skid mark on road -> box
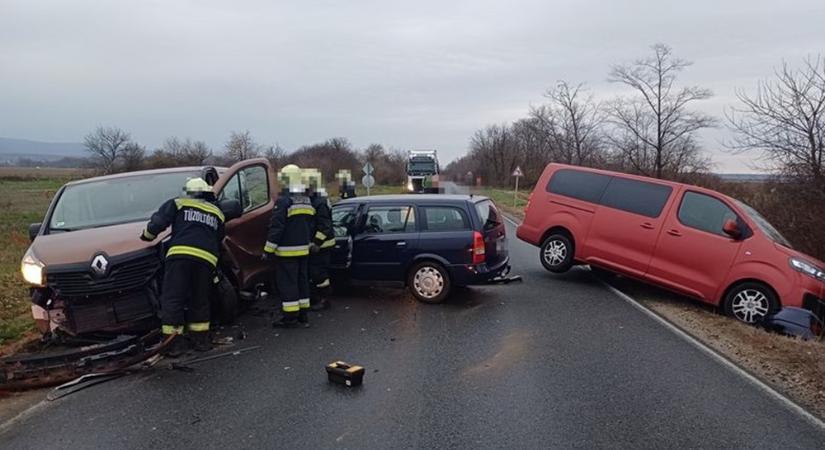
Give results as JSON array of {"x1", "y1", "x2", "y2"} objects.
[{"x1": 463, "y1": 331, "x2": 535, "y2": 376}]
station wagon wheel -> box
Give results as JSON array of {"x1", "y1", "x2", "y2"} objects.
[
  {"x1": 722, "y1": 282, "x2": 779, "y2": 324},
  {"x1": 539, "y1": 234, "x2": 574, "y2": 273},
  {"x1": 408, "y1": 261, "x2": 451, "y2": 304}
]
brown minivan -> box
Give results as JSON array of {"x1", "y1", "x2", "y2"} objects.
[{"x1": 20, "y1": 158, "x2": 276, "y2": 336}]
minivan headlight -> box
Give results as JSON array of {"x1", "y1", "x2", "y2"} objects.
[
  {"x1": 21, "y1": 249, "x2": 45, "y2": 287},
  {"x1": 789, "y1": 257, "x2": 825, "y2": 282}
]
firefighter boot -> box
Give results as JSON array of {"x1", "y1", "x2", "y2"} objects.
[
  {"x1": 162, "y1": 334, "x2": 190, "y2": 358},
  {"x1": 310, "y1": 296, "x2": 329, "y2": 311},
  {"x1": 272, "y1": 313, "x2": 301, "y2": 328},
  {"x1": 297, "y1": 309, "x2": 311, "y2": 327},
  {"x1": 310, "y1": 285, "x2": 330, "y2": 311},
  {"x1": 190, "y1": 331, "x2": 213, "y2": 352}
]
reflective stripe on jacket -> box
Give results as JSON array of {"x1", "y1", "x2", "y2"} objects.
[
  {"x1": 144, "y1": 196, "x2": 225, "y2": 267},
  {"x1": 264, "y1": 193, "x2": 314, "y2": 258}
]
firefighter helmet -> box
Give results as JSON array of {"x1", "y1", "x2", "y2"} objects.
[
  {"x1": 184, "y1": 177, "x2": 212, "y2": 195},
  {"x1": 278, "y1": 164, "x2": 305, "y2": 193}
]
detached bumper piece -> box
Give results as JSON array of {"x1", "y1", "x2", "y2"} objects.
[
  {"x1": 326, "y1": 361, "x2": 365, "y2": 387},
  {"x1": 763, "y1": 307, "x2": 824, "y2": 341},
  {"x1": 486, "y1": 265, "x2": 523, "y2": 285},
  {"x1": 0, "y1": 331, "x2": 160, "y2": 390}
]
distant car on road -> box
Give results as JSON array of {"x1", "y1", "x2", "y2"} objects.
[
  {"x1": 331, "y1": 195, "x2": 509, "y2": 303},
  {"x1": 517, "y1": 163, "x2": 825, "y2": 324}
]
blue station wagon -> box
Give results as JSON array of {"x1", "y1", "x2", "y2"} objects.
[{"x1": 330, "y1": 195, "x2": 510, "y2": 303}]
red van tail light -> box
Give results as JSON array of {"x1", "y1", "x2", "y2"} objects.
[
  {"x1": 525, "y1": 192, "x2": 534, "y2": 212},
  {"x1": 472, "y1": 231, "x2": 486, "y2": 264}
]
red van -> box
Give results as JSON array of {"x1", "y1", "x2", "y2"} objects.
[{"x1": 516, "y1": 163, "x2": 825, "y2": 324}]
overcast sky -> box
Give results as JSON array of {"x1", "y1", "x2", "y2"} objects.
[{"x1": 1, "y1": 0, "x2": 824, "y2": 172}]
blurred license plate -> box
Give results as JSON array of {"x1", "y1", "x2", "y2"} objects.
[{"x1": 496, "y1": 238, "x2": 506, "y2": 253}]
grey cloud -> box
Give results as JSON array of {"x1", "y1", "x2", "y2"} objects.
[{"x1": 1, "y1": 0, "x2": 824, "y2": 171}]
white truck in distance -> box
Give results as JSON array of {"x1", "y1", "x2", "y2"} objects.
[{"x1": 406, "y1": 149, "x2": 439, "y2": 193}]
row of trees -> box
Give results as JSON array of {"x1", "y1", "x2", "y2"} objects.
[
  {"x1": 83, "y1": 129, "x2": 409, "y2": 185},
  {"x1": 445, "y1": 45, "x2": 825, "y2": 194},
  {"x1": 446, "y1": 45, "x2": 825, "y2": 259}
]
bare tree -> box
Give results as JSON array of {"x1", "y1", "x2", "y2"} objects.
[
  {"x1": 121, "y1": 142, "x2": 146, "y2": 172},
  {"x1": 263, "y1": 144, "x2": 287, "y2": 167},
  {"x1": 727, "y1": 57, "x2": 825, "y2": 189},
  {"x1": 608, "y1": 44, "x2": 716, "y2": 178},
  {"x1": 83, "y1": 126, "x2": 131, "y2": 174},
  {"x1": 540, "y1": 81, "x2": 605, "y2": 166},
  {"x1": 224, "y1": 130, "x2": 261, "y2": 162},
  {"x1": 469, "y1": 124, "x2": 522, "y2": 186},
  {"x1": 158, "y1": 137, "x2": 212, "y2": 166}
]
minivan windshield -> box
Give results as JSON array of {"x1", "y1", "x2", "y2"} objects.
[
  {"x1": 734, "y1": 199, "x2": 793, "y2": 248},
  {"x1": 49, "y1": 171, "x2": 200, "y2": 232}
]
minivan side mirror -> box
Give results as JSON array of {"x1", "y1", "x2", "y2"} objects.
[
  {"x1": 219, "y1": 199, "x2": 243, "y2": 222},
  {"x1": 722, "y1": 218, "x2": 741, "y2": 240},
  {"x1": 28, "y1": 223, "x2": 41, "y2": 242}
]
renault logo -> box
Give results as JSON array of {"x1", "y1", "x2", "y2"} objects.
[{"x1": 91, "y1": 254, "x2": 109, "y2": 276}]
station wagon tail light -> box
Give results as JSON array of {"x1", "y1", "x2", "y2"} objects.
[
  {"x1": 525, "y1": 192, "x2": 534, "y2": 212},
  {"x1": 472, "y1": 231, "x2": 486, "y2": 265}
]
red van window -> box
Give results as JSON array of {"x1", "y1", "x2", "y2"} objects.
[
  {"x1": 600, "y1": 177, "x2": 673, "y2": 218},
  {"x1": 678, "y1": 192, "x2": 737, "y2": 236},
  {"x1": 545, "y1": 169, "x2": 611, "y2": 203}
]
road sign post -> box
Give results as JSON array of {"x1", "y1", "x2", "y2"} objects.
[
  {"x1": 362, "y1": 162, "x2": 374, "y2": 196},
  {"x1": 512, "y1": 166, "x2": 523, "y2": 208}
]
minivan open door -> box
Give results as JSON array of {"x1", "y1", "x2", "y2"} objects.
[{"x1": 212, "y1": 158, "x2": 275, "y2": 290}]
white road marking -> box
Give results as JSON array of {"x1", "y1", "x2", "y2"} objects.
[
  {"x1": 503, "y1": 212, "x2": 825, "y2": 431},
  {"x1": 603, "y1": 282, "x2": 825, "y2": 431},
  {"x1": 503, "y1": 216, "x2": 521, "y2": 227}
]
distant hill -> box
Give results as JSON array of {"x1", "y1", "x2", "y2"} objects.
[
  {"x1": 715, "y1": 173, "x2": 774, "y2": 183},
  {"x1": 0, "y1": 137, "x2": 85, "y2": 160}
]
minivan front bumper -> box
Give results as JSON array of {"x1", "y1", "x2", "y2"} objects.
[{"x1": 31, "y1": 248, "x2": 162, "y2": 336}]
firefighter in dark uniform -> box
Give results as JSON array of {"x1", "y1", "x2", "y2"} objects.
[
  {"x1": 141, "y1": 177, "x2": 224, "y2": 356},
  {"x1": 264, "y1": 164, "x2": 315, "y2": 328},
  {"x1": 336, "y1": 169, "x2": 357, "y2": 200},
  {"x1": 305, "y1": 169, "x2": 334, "y2": 310}
]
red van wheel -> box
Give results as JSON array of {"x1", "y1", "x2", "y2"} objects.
[
  {"x1": 540, "y1": 234, "x2": 574, "y2": 273},
  {"x1": 722, "y1": 282, "x2": 779, "y2": 324}
]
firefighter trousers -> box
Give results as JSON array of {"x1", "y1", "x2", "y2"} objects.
[
  {"x1": 309, "y1": 248, "x2": 331, "y2": 307},
  {"x1": 275, "y1": 256, "x2": 310, "y2": 316},
  {"x1": 160, "y1": 257, "x2": 212, "y2": 335},
  {"x1": 309, "y1": 248, "x2": 331, "y2": 289}
]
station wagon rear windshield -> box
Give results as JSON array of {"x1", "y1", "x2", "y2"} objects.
[
  {"x1": 475, "y1": 199, "x2": 501, "y2": 229},
  {"x1": 49, "y1": 171, "x2": 200, "y2": 232}
]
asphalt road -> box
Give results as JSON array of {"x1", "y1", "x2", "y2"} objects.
[{"x1": 2, "y1": 220, "x2": 825, "y2": 449}]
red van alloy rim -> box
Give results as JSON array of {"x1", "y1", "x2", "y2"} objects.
[
  {"x1": 732, "y1": 289, "x2": 770, "y2": 323},
  {"x1": 414, "y1": 266, "x2": 444, "y2": 298},
  {"x1": 543, "y1": 240, "x2": 567, "y2": 266}
]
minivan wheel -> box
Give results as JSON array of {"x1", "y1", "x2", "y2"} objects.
[
  {"x1": 722, "y1": 282, "x2": 779, "y2": 324},
  {"x1": 408, "y1": 261, "x2": 451, "y2": 304},
  {"x1": 540, "y1": 234, "x2": 574, "y2": 273}
]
